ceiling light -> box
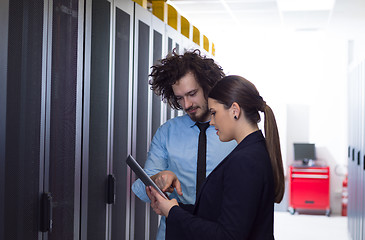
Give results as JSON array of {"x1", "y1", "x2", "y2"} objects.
[{"x1": 277, "y1": 0, "x2": 335, "y2": 11}]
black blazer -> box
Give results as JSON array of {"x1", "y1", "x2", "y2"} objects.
[{"x1": 166, "y1": 130, "x2": 275, "y2": 240}]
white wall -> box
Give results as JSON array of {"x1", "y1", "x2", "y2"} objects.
[
  {"x1": 350, "y1": 33, "x2": 365, "y2": 64},
  {"x1": 211, "y1": 29, "x2": 348, "y2": 214}
]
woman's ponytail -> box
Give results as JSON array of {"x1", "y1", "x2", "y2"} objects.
[{"x1": 262, "y1": 104, "x2": 285, "y2": 203}]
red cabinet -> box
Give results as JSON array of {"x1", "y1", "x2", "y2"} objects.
[{"x1": 288, "y1": 165, "x2": 330, "y2": 216}]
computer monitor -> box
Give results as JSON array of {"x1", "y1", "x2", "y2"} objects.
[{"x1": 294, "y1": 143, "x2": 316, "y2": 165}]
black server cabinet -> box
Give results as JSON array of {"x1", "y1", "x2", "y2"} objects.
[
  {"x1": 151, "y1": 30, "x2": 163, "y2": 136},
  {"x1": 1, "y1": 0, "x2": 84, "y2": 239},
  {"x1": 47, "y1": 0, "x2": 83, "y2": 239},
  {"x1": 131, "y1": 4, "x2": 151, "y2": 240},
  {"x1": 1, "y1": 1, "x2": 197, "y2": 240},
  {"x1": 111, "y1": 4, "x2": 133, "y2": 240},
  {"x1": 130, "y1": 3, "x2": 168, "y2": 239},
  {"x1": 166, "y1": 25, "x2": 183, "y2": 120},
  {"x1": 148, "y1": 16, "x2": 166, "y2": 240},
  {"x1": 83, "y1": 0, "x2": 111, "y2": 238},
  {"x1": 0, "y1": 0, "x2": 7, "y2": 235},
  {"x1": 166, "y1": 37, "x2": 174, "y2": 121},
  {"x1": 81, "y1": 0, "x2": 134, "y2": 240},
  {"x1": 2, "y1": 1, "x2": 44, "y2": 239}
]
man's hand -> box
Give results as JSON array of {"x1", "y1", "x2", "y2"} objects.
[
  {"x1": 150, "y1": 170, "x2": 183, "y2": 196},
  {"x1": 147, "y1": 186, "x2": 178, "y2": 217}
]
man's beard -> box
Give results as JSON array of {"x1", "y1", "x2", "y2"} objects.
[{"x1": 186, "y1": 104, "x2": 210, "y2": 122}]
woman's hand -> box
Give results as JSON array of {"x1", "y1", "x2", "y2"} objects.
[{"x1": 146, "y1": 186, "x2": 178, "y2": 217}]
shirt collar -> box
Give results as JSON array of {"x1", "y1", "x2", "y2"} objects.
[{"x1": 184, "y1": 114, "x2": 211, "y2": 128}]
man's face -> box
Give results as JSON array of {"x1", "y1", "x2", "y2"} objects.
[{"x1": 172, "y1": 72, "x2": 210, "y2": 122}]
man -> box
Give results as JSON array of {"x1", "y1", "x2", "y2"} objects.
[{"x1": 132, "y1": 49, "x2": 236, "y2": 240}]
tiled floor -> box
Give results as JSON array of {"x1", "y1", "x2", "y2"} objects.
[{"x1": 274, "y1": 211, "x2": 349, "y2": 240}]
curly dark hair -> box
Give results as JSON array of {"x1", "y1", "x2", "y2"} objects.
[{"x1": 149, "y1": 49, "x2": 225, "y2": 109}]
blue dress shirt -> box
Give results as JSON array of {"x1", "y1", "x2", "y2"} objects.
[{"x1": 132, "y1": 114, "x2": 236, "y2": 240}]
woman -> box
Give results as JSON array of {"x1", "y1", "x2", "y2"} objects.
[{"x1": 147, "y1": 75, "x2": 285, "y2": 240}]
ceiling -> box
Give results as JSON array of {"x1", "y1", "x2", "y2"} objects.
[{"x1": 168, "y1": 0, "x2": 365, "y2": 39}]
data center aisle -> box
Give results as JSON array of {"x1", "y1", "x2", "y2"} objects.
[{"x1": 274, "y1": 211, "x2": 349, "y2": 240}]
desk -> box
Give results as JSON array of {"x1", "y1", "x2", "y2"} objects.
[{"x1": 288, "y1": 165, "x2": 330, "y2": 216}]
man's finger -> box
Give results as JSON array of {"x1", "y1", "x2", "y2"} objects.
[
  {"x1": 173, "y1": 178, "x2": 183, "y2": 196},
  {"x1": 165, "y1": 186, "x2": 174, "y2": 193}
]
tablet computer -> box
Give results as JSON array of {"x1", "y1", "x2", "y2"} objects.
[{"x1": 126, "y1": 154, "x2": 168, "y2": 199}]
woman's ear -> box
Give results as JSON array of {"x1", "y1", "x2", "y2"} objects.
[{"x1": 231, "y1": 102, "x2": 241, "y2": 119}]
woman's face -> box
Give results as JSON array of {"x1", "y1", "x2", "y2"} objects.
[{"x1": 208, "y1": 98, "x2": 235, "y2": 142}]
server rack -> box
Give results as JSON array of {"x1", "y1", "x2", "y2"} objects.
[
  {"x1": 149, "y1": 12, "x2": 167, "y2": 240},
  {"x1": 1, "y1": 0, "x2": 85, "y2": 239},
  {"x1": 110, "y1": 2, "x2": 134, "y2": 240},
  {"x1": 131, "y1": 3, "x2": 153, "y2": 240},
  {"x1": 348, "y1": 59, "x2": 365, "y2": 240},
  {"x1": 81, "y1": 1, "x2": 135, "y2": 239},
  {"x1": 82, "y1": 0, "x2": 112, "y2": 239},
  {"x1": 164, "y1": 23, "x2": 180, "y2": 120},
  {"x1": 151, "y1": 15, "x2": 166, "y2": 136},
  {"x1": 0, "y1": 0, "x2": 7, "y2": 235},
  {"x1": 2, "y1": 1, "x2": 46, "y2": 238},
  {"x1": 46, "y1": 0, "x2": 85, "y2": 239},
  {"x1": 1, "y1": 1, "x2": 213, "y2": 239}
]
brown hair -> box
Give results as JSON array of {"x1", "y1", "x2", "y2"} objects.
[
  {"x1": 209, "y1": 75, "x2": 285, "y2": 203},
  {"x1": 149, "y1": 49, "x2": 224, "y2": 109}
]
